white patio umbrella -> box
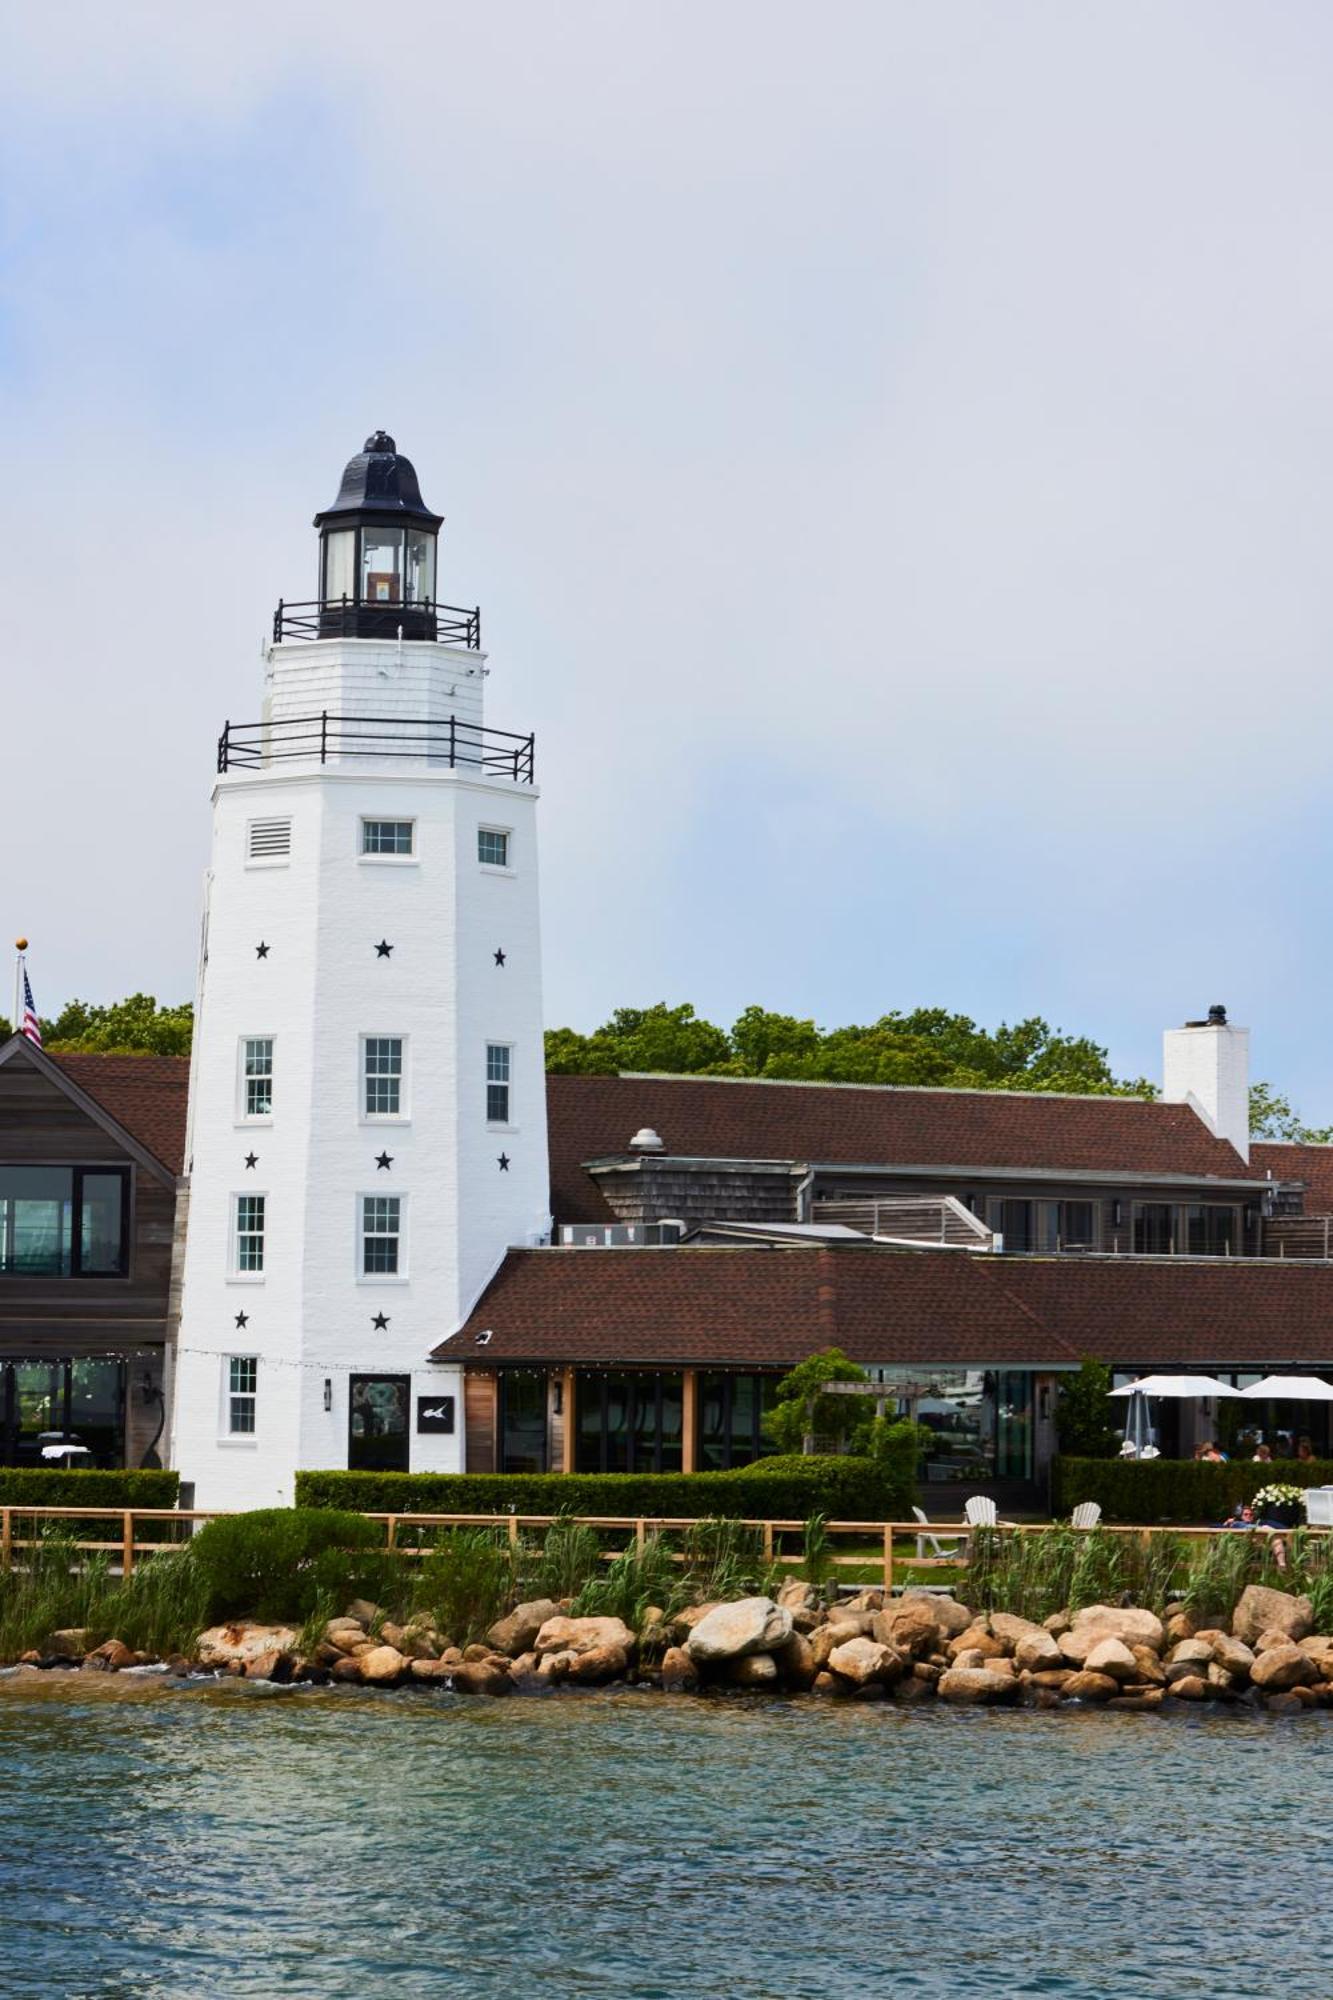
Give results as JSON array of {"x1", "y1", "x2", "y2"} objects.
[
  {"x1": 1239, "y1": 1375, "x2": 1333, "y2": 1401},
  {"x1": 1108, "y1": 1374, "x2": 1245, "y2": 1399}
]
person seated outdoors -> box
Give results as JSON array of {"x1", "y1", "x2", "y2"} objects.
[
  {"x1": 1197, "y1": 1441, "x2": 1227, "y2": 1463},
  {"x1": 1297, "y1": 1438, "x2": 1315, "y2": 1463},
  {"x1": 1253, "y1": 1443, "x2": 1273, "y2": 1463},
  {"x1": 1221, "y1": 1503, "x2": 1256, "y2": 1530}
]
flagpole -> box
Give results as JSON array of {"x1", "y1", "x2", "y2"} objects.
[{"x1": 13, "y1": 938, "x2": 24, "y2": 1041}]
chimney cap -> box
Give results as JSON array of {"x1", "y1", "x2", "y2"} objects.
[
  {"x1": 1183, "y1": 1003, "x2": 1229, "y2": 1028},
  {"x1": 629, "y1": 1126, "x2": 665, "y2": 1152}
]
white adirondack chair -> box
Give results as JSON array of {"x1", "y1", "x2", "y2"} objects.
[
  {"x1": 911, "y1": 1504, "x2": 966, "y2": 1562},
  {"x1": 1071, "y1": 1501, "x2": 1102, "y2": 1529},
  {"x1": 1303, "y1": 1487, "x2": 1333, "y2": 1527},
  {"x1": 963, "y1": 1494, "x2": 999, "y2": 1527}
]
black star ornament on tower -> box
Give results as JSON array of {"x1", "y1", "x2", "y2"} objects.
[
  {"x1": 234, "y1": 1311, "x2": 250, "y2": 1329},
  {"x1": 255, "y1": 942, "x2": 270, "y2": 959},
  {"x1": 374, "y1": 940, "x2": 394, "y2": 958},
  {"x1": 243, "y1": 1152, "x2": 258, "y2": 1170},
  {"x1": 498, "y1": 1153, "x2": 510, "y2": 1172},
  {"x1": 371, "y1": 1312, "x2": 390, "y2": 1330},
  {"x1": 375, "y1": 1151, "x2": 393, "y2": 1171},
  {"x1": 493, "y1": 948, "x2": 506, "y2": 966}
]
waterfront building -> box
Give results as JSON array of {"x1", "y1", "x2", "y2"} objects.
[
  {"x1": 0, "y1": 1035, "x2": 186, "y2": 1466},
  {"x1": 169, "y1": 434, "x2": 549, "y2": 1507}
]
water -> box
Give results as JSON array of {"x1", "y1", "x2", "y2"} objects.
[{"x1": 0, "y1": 1673, "x2": 1328, "y2": 1999}]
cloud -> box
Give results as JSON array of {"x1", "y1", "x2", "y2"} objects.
[{"x1": 3, "y1": 3, "x2": 1333, "y2": 1106}]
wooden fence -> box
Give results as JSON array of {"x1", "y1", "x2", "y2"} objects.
[{"x1": 2, "y1": 1506, "x2": 1326, "y2": 1593}]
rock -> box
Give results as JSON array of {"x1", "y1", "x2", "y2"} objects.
[
  {"x1": 48, "y1": 1629, "x2": 91, "y2": 1660},
  {"x1": 666, "y1": 1603, "x2": 721, "y2": 1644},
  {"x1": 771, "y1": 1631, "x2": 817, "y2": 1691},
  {"x1": 18, "y1": 1650, "x2": 42, "y2": 1666},
  {"x1": 1108, "y1": 1689, "x2": 1165, "y2": 1711},
  {"x1": 1169, "y1": 1639, "x2": 1215, "y2": 1668},
  {"x1": 843, "y1": 1589, "x2": 885, "y2": 1612},
  {"x1": 1027, "y1": 1668, "x2": 1073, "y2": 1690},
  {"x1": 345, "y1": 1599, "x2": 382, "y2": 1627},
  {"x1": 1232, "y1": 1585, "x2": 1313, "y2": 1647},
  {"x1": 777, "y1": 1578, "x2": 822, "y2": 1618},
  {"x1": 1083, "y1": 1637, "x2": 1137, "y2": 1682},
  {"x1": 535, "y1": 1651, "x2": 573, "y2": 1685},
  {"x1": 1265, "y1": 1691, "x2": 1306, "y2": 1715},
  {"x1": 686, "y1": 1598, "x2": 792, "y2": 1664},
  {"x1": 196, "y1": 1623, "x2": 300, "y2": 1671},
  {"x1": 535, "y1": 1616, "x2": 635, "y2": 1659},
  {"x1": 1165, "y1": 1610, "x2": 1196, "y2": 1644},
  {"x1": 726, "y1": 1652, "x2": 779, "y2": 1687},
  {"x1": 1062, "y1": 1670, "x2": 1119, "y2": 1702},
  {"x1": 951, "y1": 1647, "x2": 987, "y2": 1671},
  {"x1": 1206, "y1": 1663, "x2": 1239, "y2": 1694},
  {"x1": 811, "y1": 1671, "x2": 849, "y2": 1697},
  {"x1": 660, "y1": 1645, "x2": 699, "y2": 1692},
  {"x1": 1298, "y1": 1635, "x2": 1333, "y2": 1677},
  {"x1": 325, "y1": 1616, "x2": 365, "y2": 1640},
  {"x1": 938, "y1": 1667, "x2": 1019, "y2": 1704},
  {"x1": 400, "y1": 1625, "x2": 441, "y2": 1661},
  {"x1": 811, "y1": 1623, "x2": 866, "y2": 1669},
  {"x1": 409, "y1": 1657, "x2": 454, "y2": 1681},
  {"x1": 988, "y1": 1612, "x2": 1048, "y2": 1651},
  {"x1": 1249, "y1": 1643, "x2": 1318, "y2": 1690},
  {"x1": 1130, "y1": 1647, "x2": 1167, "y2": 1687},
  {"x1": 331, "y1": 1657, "x2": 364, "y2": 1683},
  {"x1": 453, "y1": 1660, "x2": 512, "y2": 1696},
  {"x1": 874, "y1": 1601, "x2": 943, "y2": 1658},
  {"x1": 244, "y1": 1648, "x2": 295, "y2": 1683},
  {"x1": 326, "y1": 1626, "x2": 368, "y2": 1656},
  {"x1": 1027, "y1": 1685, "x2": 1065, "y2": 1709},
  {"x1": 947, "y1": 1626, "x2": 1006, "y2": 1662},
  {"x1": 1043, "y1": 1611, "x2": 1071, "y2": 1636},
  {"x1": 566, "y1": 1643, "x2": 629, "y2": 1685},
  {"x1": 1014, "y1": 1630, "x2": 1065, "y2": 1674},
  {"x1": 1165, "y1": 1675, "x2": 1211, "y2": 1701},
  {"x1": 905, "y1": 1594, "x2": 973, "y2": 1638},
  {"x1": 1208, "y1": 1636, "x2": 1256, "y2": 1679},
  {"x1": 164, "y1": 1654, "x2": 192, "y2": 1677},
  {"x1": 357, "y1": 1645, "x2": 406, "y2": 1685},
  {"x1": 912, "y1": 1659, "x2": 943, "y2": 1684},
  {"x1": 1063, "y1": 1606, "x2": 1165, "y2": 1657},
  {"x1": 896, "y1": 1673, "x2": 935, "y2": 1703},
  {"x1": 80, "y1": 1638, "x2": 136, "y2": 1672},
  {"x1": 828, "y1": 1637, "x2": 900, "y2": 1688},
  {"x1": 848, "y1": 1680, "x2": 888, "y2": 1702},
  {"x1": 378, "y1": 1621, "x2": 406, "y2": 1649},
  {"x1": 1254, "y1": 1628, "x2": 1298, "y2": 1654},
  {"x1": 819, "y1": 1609, "x2": 877, "y2": 1639},
  {"x1": 487, "y1": 1599, "x2": 562, "y2": 1658}
]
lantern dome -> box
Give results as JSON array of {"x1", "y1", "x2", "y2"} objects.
[{"x1": 313, "y1": 431, "x2": 444, "y2": 533}]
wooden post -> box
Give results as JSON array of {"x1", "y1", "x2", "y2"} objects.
[
  {"x1": 386, "y1": 1515, "x2": 399, "y2": 1552},
  {"x1": 681, "y1": 1368, "x2": 697, "y2": 1474},
  {"x1": 762, "y1": 1520, "x2": 774, "y2": 1564},
  {"x1": 561, "y1": 1368, "x2": 576, "y2": 1474},
  {"x1": 507, "y1": 1513, "x2": 520, "y2": 1550},
  {"x1": 635, "y1": 1517, "x2": 646, "y2": 1554},
  {"x1": 1, "y1": 1508, "x2": 9, "y2": 1573},
  {"x1": 883, "y1": 1523, "x2": 894, "y2": 1595},
  {"x1": 122, "y1": 1511, "x2": 135, "y2": 1580}
]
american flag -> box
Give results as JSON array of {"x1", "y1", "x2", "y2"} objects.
[{"x1": 21, "y1": 970, "x2": 41, "y2": 1046}]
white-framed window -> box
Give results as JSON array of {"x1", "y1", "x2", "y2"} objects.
[
  {"x1": 478, "y1": 826, "x2": 511, "y2": 869},
  {"x1": 361, "y1": 818, "x2": 415, "y2": 858},
  {"x1": 486, "y1": 1043, "x2": 512, "y2": 1124},
  {"x1": 232, "y1": 1193, "x2": 266, "y2": 1276},
  {"x1": 227, "y1": 1356, "x2": 258, "y2": 1434},
  {"x1": 362, "y1": 1036, "x2": 406, "y2": 1119},
  {"x1": 360, "y1": 1193, "x2": 403, "y2": 1277},
  {"x1": 240, "y1": 1037, "x2": 274, "y2": 1120},
  {"x1": 247, "y1": 816, "x2": 292, "y2": 864}
]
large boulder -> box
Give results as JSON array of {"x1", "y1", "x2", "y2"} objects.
[
  {"x1": 1062, "y1": 1670, "x2": 1119, "y2": 1702},
  {"x1": 988, "y1": 1612, "x2": 1048, "y2": 1651},
  {"x1": 726, "y1": 1653, "x2": 780, "y2": 1688},
  {"x1": 828, "y1": 1637, "x2": 901, "y2": 1689},
  {"x1": 535, "y1": 1615, "x2": 635, "y2": 1659},
  {"x1": 660, "y1": 1646, "x2": 699, "y2": 1692},
  {"x1": 196, "y1": 1623, "x2": 300, "y2": 1671},
  {"x1": 1014, "y1": 1629, "x2": 1065, "y2": 1674},
  {"x1": 358, "y1": 1645, "x2": 407, "y2": 1685},
  {"x1": 1232, "y1": 1586, "x2": 1313, "y2": 1646},
  {"x1": 452, "y1": 1659, "x2": 512, "y2": 1696},
  {"x1": 1083, "y1": 1637, "x2": 1137, "y2": 1683},
  {"x1": 686, "y1": 1598, "x2": 793, "y2": 1664},
  {"x1": 487, "y1": 1600, "x2": 561, "y2": 1658},
  {"x1": 1249, "y1": 1643, "x2": 1318, "y2": 1690},
  {"x1": 565, "y1": 1643, "x2": 629, "y2": 1685},
  {"x1": 48, "y1": 1629, "x2": 91, "y2": 1661},
  {"x1": 1298, "y1": 1635, "x2": 1333, "y2": 1678},
  {"x1": 947, "y1": 1626, "x2": 1006, "y2": 1662},
  {"x1": 83, "y1": 1638, "x2": 136, "y2": 1672},
  {"x1": 873, "y1": 1601, "x2": 943, "y2": 1658},
  {"x1": 904, "y1": 1593, "x2": 973, "y2": 1638},
  {"x1": 938, "y1": 1666, "x2": 1019, "y2": 1704},
  {"x1": 772, "y1": 1631, "x2": 818, "y2": 1691},
  {"x1": 1060, "y1": 1606, "x2": 1164, "y2": 1662}
]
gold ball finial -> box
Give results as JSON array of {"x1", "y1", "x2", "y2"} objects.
[{"x1": 14, "y1": 938, "x2": 27, "y2": 952}]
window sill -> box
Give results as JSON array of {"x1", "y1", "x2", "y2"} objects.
[
  {"x1": 358, "y1": 855, "x2": 419, "y2": 867},
  {"x1": 226, "y1": 1273, "x2": 266, "y2": 1286},
  {"x1": 359, "y1": 1116, "x2": 411, "y2": 1127},
  {"x1": 216, "y1": 1436, "x2": 259, "y2": 1450},
  {"x1": 356, "y1": 1274, "x2": 410, "y2": 1286},
  {"x1": 478, "y1": 865, "x2": 516, "y2": 879},
  {"x1": 236, "y1": 1118, "x2": 274, "y2": 1129},
  {"x1": 486, "y1": 1123, "x2": 519, "y2": 1134}
]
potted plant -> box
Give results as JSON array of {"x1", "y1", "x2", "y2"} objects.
[{"x1": 1252, "y1": 1482, "x2": 1306, "y2": 1528}]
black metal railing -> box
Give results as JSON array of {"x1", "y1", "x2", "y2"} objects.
[
  {"x1": 273, "y1": 597, "x2": 482, "y2": 648},
  {"x1": 218, "y1": 712, "x2": 534, "y2": 783}
]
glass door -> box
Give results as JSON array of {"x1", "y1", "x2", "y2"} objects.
[{"x1": 348, "y1": 1375, "x2": 411, "y2": 1471}]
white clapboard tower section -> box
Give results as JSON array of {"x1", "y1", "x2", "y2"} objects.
[{"x1": 172, "y1": 433, "x2": 548, "y2": 1508}]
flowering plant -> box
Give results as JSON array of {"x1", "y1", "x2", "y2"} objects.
[{"x1": 1251, "y1": 1483, "x2": 1305, "y2": 1512}]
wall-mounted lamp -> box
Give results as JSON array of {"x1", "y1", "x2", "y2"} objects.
[
  {"x1": 1038, "y1": 1385, "x2": 1051, "y2": 1422},
  {"x1": 552, "y1": 1379, "x2": 563, "y2": 1415},
  {"x1": 323, "y1": 1378, "x2": 333, "y2": 1413}
]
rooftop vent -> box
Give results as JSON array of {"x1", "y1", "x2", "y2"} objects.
[
  {"x1": 629, "y1": 1126, "x2": 665, "y2": 1152},
  {"x1": 1184, "y1": 1003, "x2": 1228, "y2": 1028}
]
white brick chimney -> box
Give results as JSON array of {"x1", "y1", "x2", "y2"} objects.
[{"x1": 1161, "y1": 1004, "x2": 1250, "y2": 1163}]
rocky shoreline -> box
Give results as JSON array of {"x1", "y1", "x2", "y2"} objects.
[{"x1": 12, "y1": 1577, "x2": 1333, "y2": 1715}]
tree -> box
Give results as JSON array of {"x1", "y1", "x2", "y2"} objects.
[
  {"x1": 41, "y1": 993, "x2": 194, "y2": 1056},
  {"x1": 1054, "y1": 1357, "x2": 1119, "y2": 1460},
  {"x1": 1248, "y1": 1080, "x2": 1333, "y2": 1145},
  {"x1": 765, "y1": 1347, "x2": 870, "y2": 1456}
]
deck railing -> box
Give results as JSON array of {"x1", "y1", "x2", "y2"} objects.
[
  {"x1": 217, "y1": 711, "x2": 535, "y2": 782},
  {"x1": 2, "y1": 1507, "x2": 1324, "y2": 1592}
]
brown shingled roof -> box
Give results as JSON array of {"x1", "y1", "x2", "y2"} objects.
[
  {"x1": 546, "y1": 1073, "x2": 1257, "y2": 1224},
  {"x1": 50, "y1": 1053, "x2": 190, "y2": 1175},
  {"x1": 448, "y1": 1242, "x2": 1333, "y2": 1372},
  {"x1": 1253, "y1": 1140, "x2": 1333, "y2": 1215},
  {"x1": 445, "y1": 1244, "x2": 1075, "y2": 1367}
]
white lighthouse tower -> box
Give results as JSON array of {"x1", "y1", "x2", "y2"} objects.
[{"x1": 171, "y1": 433, "x2": 549, "y2": 1508}]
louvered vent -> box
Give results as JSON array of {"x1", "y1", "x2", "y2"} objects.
[{"x1": 248, "y1": 817, "x2": 292, "y2": 860}]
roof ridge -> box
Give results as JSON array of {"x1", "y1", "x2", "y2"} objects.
[{"x1": 610, "y1": 1071, "x2": 1162, "y2": 1108}]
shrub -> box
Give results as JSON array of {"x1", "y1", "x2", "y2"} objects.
[
  {"x1": 414, "y1": 1527, "x2": 519, "y2": 1645},
  {"x1": 1054, "y1": 1359, "x2": 1118, "y2": 1459},
  {"x1": 295, "y1": 1456, "x2": 903, "y2": 1522},
  {"x1": 190, "y1": 1508, "x2": 388, "y2": 1623},
  {"x1": 0, "y1": 1468, "x2": 179, "y2": 1509},
  {"x1": 1053, "y1": 1454, "x2": 1333, "y2": 1524}
]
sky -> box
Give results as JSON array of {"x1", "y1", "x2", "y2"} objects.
[{"x1": 3, "y1": 4, "x2": 1333, "y2": 1113}]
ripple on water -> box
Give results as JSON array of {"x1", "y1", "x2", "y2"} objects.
[{"x1": 0, "y1": 1677, "x2": 1329, "y2": 1999}]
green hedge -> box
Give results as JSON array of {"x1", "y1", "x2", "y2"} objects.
[
  {"x1": 295, "y1": 1454, "x2": 903, "y2": 1522},
  {"x1": 1053, "y1": 1455, "x2": 1333, "y2": 1524},
  {"x1": 0, "y1": 1468, "x2": 180, "y2": 1509}
]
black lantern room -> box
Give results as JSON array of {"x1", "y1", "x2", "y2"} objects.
[{"x1": 313, "y1": 431, "x2": 444, "y2": 640}]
